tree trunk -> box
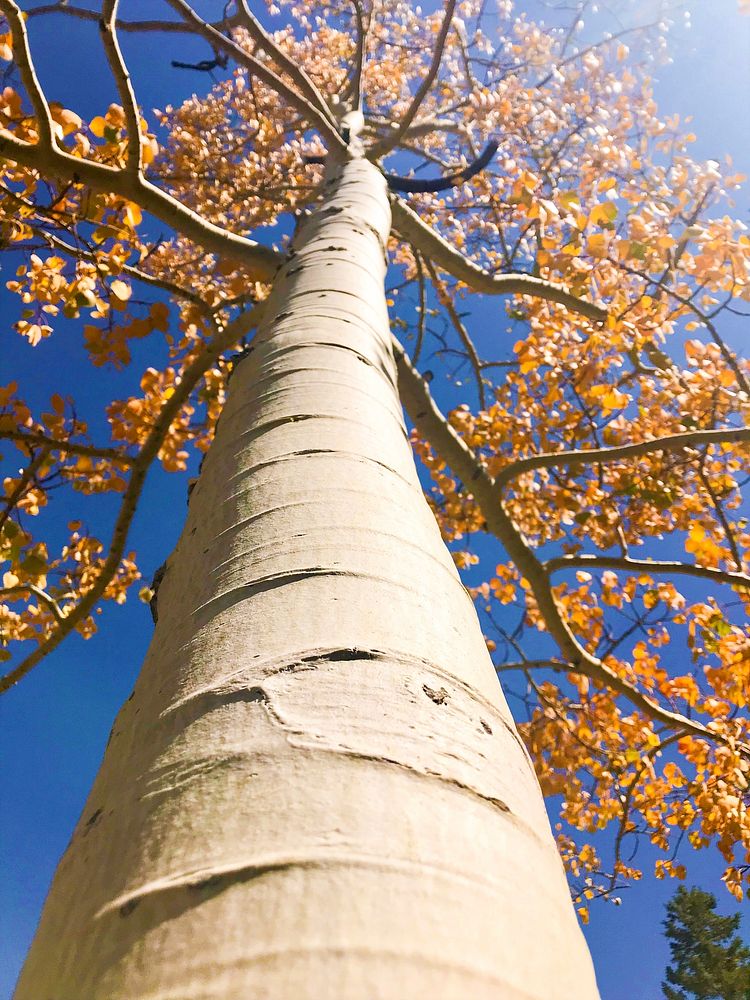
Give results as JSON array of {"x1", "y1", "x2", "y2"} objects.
[{"x1": 15, "y1": 153, "x2": 598, "y2": 999}]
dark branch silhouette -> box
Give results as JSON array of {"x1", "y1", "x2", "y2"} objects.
[
  {"x1": 305, "y1": 139, "x2": 499, "y2": 192},
  {"x1": 171, "y1": 53, "x2": 228, "y2": 72},
  {"x1": 384, "y1": 138, "x2": 498, "y2": 193}
]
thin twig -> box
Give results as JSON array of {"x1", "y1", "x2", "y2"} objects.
[
  {"x1": 1, "y1": 584, "x2": 66, "y2": 624},
  {"x1": 424, "y1": 257, "x2": 486, "y2": 408},
  {"x1": 375, "y1": 0, "x2": 457, "y2": 158},
  {"x1": 0, "y1": 446, "x2": 50, "y2": 532}
]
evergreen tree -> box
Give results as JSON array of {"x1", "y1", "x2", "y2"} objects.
[{"x1": 663, "y1": 886, "x2": 750, "y2": 1000}]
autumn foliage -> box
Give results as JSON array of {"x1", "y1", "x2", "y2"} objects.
[{"x1": 1, "y1": 0, "x2": 749, "y2": 922}]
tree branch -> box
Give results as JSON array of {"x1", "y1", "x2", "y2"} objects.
[
  {"x1": 391, "y1": 198, "x2": 606, "y2": 322},
  {"x1": 234, "y1": 0, "x2": 340, "y2": 134},
  {"x1": 0, "y1": 444, "x2": 50, "y2": 531},
  {"x1": 100, "y1": 0, "x2": 142, "y2": 173},
  {"x1": 1, "y1": 429, "x2": 135, "y2": 465},
  {"x1": 545, "y1": 554, "x2": 750, "y2": 590},
  {"x1": 424, "y1": 257, "x2": 486, "y2": 408},
  {"x1": 25, "y1": 3, "x2": 224, "y2": 33},
  {"x1": 1, "y1": 583, "x2": 66, "y2": 624},
  {"x1": 495, "y1": 658, "x2": 572, "y2": 674},
  {"x1": 392, "y1": 337, "x2": 727, "y2": 743},
  {"x1": 385, "y1": 138, "x2": 498, "y2": 193},
  {"x1": 0, "y1": 301, "x2": 266, "y2": 694},
  {"x1": 369, "y1": 115, "x2": 469, "y2": 148},
  {"x1": 495, "y1": 427, "x2": 750, "y2": 490},
  {"x1": 534, "y1": 19, "x2": 661, "y2": 90},
  {"x1": 171, "y1": 53, "x2": 227, "y2": 72},
  {"x1": 0, "y1": 131, "x2": 284, "y2": 277},
  {"x1": 344, "y1": 0, "x2": 368, "y2": 110},
  {"x1": 412, "y1": 247, "x2": 427, "y2": 364},
  {"x1": 2, "y1": 0, "x2": 54, "y2": 146},
  {"x1": 34, "y1": 228, "x2": 217, "y2": 314}
]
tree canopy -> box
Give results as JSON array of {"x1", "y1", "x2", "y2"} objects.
[
  {"x1": 663, "y1": 885, "x2": 750, "y2": 1000},
  {"x1": 1, "y1": 0, "x2": 749, "y2": 926}
]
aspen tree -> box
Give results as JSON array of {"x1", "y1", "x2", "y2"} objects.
[{"x1": 2, "y1": 1, "x2": 748, "y2": 994}]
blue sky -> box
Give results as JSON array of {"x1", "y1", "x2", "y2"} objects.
[{"x1": 1, "y1": 2, "x2": 749, "y2": 998}]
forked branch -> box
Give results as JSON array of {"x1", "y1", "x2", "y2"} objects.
[
  {"x1": 391, "y1": 199, "x2": 607, "y2": 323},
  {"x1": 374, "y1": 0, "x2": 457, "y2": 158},
  {"x1": 234, "y1": 0, "x2": 339, "y2": 133},
  {"x1": 392, "y1": 337, "x2": 732, "y2": 745},
  {"x1": 164, "y1": 0, "x2": 344, "y2": 148}
]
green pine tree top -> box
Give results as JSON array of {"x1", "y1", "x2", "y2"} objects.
[{"x1": 662, "y1": 886, "x2": 750, "y2": 1000}]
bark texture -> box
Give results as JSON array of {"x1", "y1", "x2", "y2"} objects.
[{"x1": 15, "y1": 155, "x2": 598, "y2": 999}]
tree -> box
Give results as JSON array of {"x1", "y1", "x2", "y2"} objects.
[
  {"x1": 662, "y1": 885, "x2": 750, "y2": 1000},
  {"x1": 0, "y1": 0, "x2": 748, "y2": 994}
]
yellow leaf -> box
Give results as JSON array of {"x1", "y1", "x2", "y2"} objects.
[
  {"x1": 586, "y1": 233, "x2": 608, "y2": 258},
  {"x1": 589, "y1": 202, "x2": 618, "y2": 226},
  {"x1": 141, "y1": 139, "x2": 157, "y2": 165},
  {"x1": 110, "y1": 279, "x2": 131, "y2": 302},
  {"x1": 149, "y1": 301, "x2": 169, "y2": 332},
  {"x1": 89, "y1": 116, "x2": 107, "y2": 138},
  {"x1": 3, "y1": 571, "x2": 19, "y2": 588},
  {"x1": 599, "y1": 388, "x2": 629, "y2": 411},
  {"x1": 123, "y1": 202, "x2": 142, "y2": 228}
]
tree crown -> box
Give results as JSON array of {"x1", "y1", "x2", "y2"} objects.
[{"x1": 1, "y1": 0, "x2": 749, "y2": 920}]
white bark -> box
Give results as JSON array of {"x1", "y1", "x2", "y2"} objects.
[{"x1": 15, "y1": 154, "x2": 599, "y2": 1000}]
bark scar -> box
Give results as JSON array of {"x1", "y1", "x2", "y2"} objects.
[{"x1": 423, "y1": 684, "x2": 450, "y2": 705}]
